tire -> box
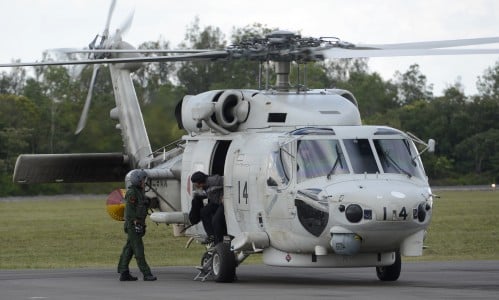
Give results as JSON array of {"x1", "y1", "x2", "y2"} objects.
[
  {"x1": 376, "y1": 251, "x2": 401, "y2": 281},
  {"x1": 211, "y1": 243, "x2": 236, "y2": 282}
]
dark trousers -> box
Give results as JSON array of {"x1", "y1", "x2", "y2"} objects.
[
  {"x1": 117, "y1": 227, "x2": 152, "y2": 276},
  {"x1": 200, "y1": 202, "x2": 227, "y2": 244}
]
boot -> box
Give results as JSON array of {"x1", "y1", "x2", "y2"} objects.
[
  {"x1": 201, "y1": 235, "x2": 214, "y2": 245},
  {"x1": 143, "y1": 274, "x2": 157, "y2": 281},
  {"x1": 119, "y1": 271, "x2": 138, "y2": 281}
]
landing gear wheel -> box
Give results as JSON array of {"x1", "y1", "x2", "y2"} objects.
[
  {"x1": 376, "y1": 251, "x2": 401, "y2": 281},
  {"x1": 211, "y1": 243, "x2": 236, "y2": 282}
]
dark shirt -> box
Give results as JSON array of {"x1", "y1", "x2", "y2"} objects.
[{"x1": 205, "y1": 175, "x2": 224, "y2": 204}]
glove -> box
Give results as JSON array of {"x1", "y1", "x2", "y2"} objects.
[
  {"x1": 134, "y1": 223, "x2": 145, "y2": 236},
  {"x1": 193, "y1": 189, "x2": 207, "y2": 198}
]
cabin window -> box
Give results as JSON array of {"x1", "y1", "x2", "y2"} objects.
[
  {"x1": 296, "y1": 139, "x2": 347, "y2": 183},
  {"x1": 343, "y1": 139, "x2": 379, "y2": 174}
]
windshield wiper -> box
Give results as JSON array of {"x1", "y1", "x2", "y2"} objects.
[
  {"x1": 383, "y1": 151, "x2": 412, "y2": 178},
  {"x1": 327, "y1": 144, "x2": 344, "y2": 180}
]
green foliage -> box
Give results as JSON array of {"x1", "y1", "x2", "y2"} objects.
[
  {"x1": 324, "y1": 58, "x2": 369, "y2": 85},
  {"x1": 176, "y1": 18, "x2": 230, "y2": 94},
  {"x1": 336, "y1": 71, "x2": 399, "y2": 118},
  {"x1": 141, "y1": 83, "x2": 186, "y2": 150},
  {"x1": 393, "y1": 64, "x2": 433, "y2": 104},
  {"x1": 0, "y1": 95, "x2": 39, "y2": 174},
  {"x1": 455, "y1": 129, "x2": 499, "y2": 174},
  {"x1": 477, "y1": 61, "x2": 499, "y2": 99},
  {"x1": 288, "y1": 62, "x2": 331, "y2": 89},
  {"x1": 135, "y1": 39, "x2": 174, "y2": 90},
  {"x1": 0, "y1": 66, "x2": 26, "y2": 94}
]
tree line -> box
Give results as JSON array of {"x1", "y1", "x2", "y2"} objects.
[{"x1": 1, "y1": 22, "x2": 498, "y2": 196}]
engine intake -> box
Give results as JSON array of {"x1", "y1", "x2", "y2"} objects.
[
  {"x1": 215, "y1": 90, "x2": 249, "y2": 131},
  {"x1": 181, "y1": 90, "x2": 250, "y2": 134}
]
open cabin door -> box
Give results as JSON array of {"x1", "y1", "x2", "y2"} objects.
[{"x1": 210, "y1": 140, "x2": 231, "y2": 176}]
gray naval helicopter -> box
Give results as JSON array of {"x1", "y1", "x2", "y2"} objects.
[{"x1": 4, "y1": 0, "x2": 499, "y2": 283}]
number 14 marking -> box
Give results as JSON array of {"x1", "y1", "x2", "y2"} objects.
[
  {"x1": 383, "y1": 206, "x2": 408, "y2": 220},
  {"x1": 238, "y1": 181, "x2": 248, "y2": 204}
]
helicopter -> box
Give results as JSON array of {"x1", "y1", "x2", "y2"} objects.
[{"x1": 3, "y1": 0, "x2": 499, "y2": 283}]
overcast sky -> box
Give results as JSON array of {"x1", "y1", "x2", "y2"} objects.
[{"x1": 1, "y1": 0, "x2": 498, "y2": 96}]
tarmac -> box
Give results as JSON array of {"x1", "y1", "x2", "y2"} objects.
[{"x1": 1, "y1": 261, "x2": 499, "y2": 300}]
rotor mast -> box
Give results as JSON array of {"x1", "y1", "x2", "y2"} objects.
[
  {"x1": 266, "y1": 31, "x2": 297, "y2": 91},
  {"x1": 250, "y1": 30, "x2": 320, "y2": 92},
  {"x1": 275, "y1": 61, "x2": 291, "y2": 91}
]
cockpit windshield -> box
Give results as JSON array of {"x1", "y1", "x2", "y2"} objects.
[
  {"x1": 296, "y1": 139, "x2": 348, "y2": 182},
  {"x1": 373, "y1": 139, "x2": 422, "y2": 178},
  {"x1": 268, "y1": 136, "x2": 425, "y2": 185},
  {"x1": 343, "y1": 139, "x2": 379, "y2": 174}
]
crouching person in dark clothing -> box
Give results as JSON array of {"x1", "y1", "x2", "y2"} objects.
[
  {"x1": 189, "y1": 171, "x2": 227, "y2": 245},
  {"x1": 117, "y1": 169, "x2": 157, "y2": 282}
]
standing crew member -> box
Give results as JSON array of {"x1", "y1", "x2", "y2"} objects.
[
  {"x1": 189, "y1": 171, "x2": 226, "y2": 245},
  {"x1": 117, "y1": 169, "x2": 157, "y2": 281}
]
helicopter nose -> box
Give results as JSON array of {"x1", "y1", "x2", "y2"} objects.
[
  {"x1": 325, "y1": 180, "x2": 431, "y2": 223},
  {"x1": 323, "y1": 179, "x2": 432, "y2": 254}
]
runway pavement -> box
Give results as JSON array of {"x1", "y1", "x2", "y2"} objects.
[{"x1": 1, "y1": 261, "x2": 498, "y2": 300}]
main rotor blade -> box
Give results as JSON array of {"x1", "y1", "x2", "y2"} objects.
[
  {"x1": 75, "y1": 64, "x2": 100, "y2": 135},
  {"x1": 103, "y1": 0, "x2": 117, "y2": 37},
  {"x1": 0, "y1": 51, "x2": 229, "y2": 68},
  {"x1": 356, "y1": 36, "x2": 499, "y2": 50},
  {"x1": 321, "y1": 47, "x2": 499, "y2": 59},
  {"x1": 118, "y1": 9, "x2": 134, "y2": 37},
  {"x1": 53, "y1": 48, "x2": 213, "y2": 54},
  {"x1": 107, "y1": 9, "x2": 135, "y2": 46}
]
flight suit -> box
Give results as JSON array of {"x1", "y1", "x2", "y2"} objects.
[{"x1": 117, "y1": 185, "x2": 153, "y2": 276}]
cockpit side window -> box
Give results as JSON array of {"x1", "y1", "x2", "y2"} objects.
[
  {"x1": 268, "y1": 152, "x2": 286, "y2": 187},
  {"x1": 343, "y1": 139, "x2": 379, "y2": 174},
  {"x1": 267, "y1": 145, "x2": 292, "y2": 188},
  {"x1": 280, "y1": 144, "x2": 293, "y2": 182}
]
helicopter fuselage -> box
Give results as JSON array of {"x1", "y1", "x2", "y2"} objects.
[{"x1": 150, "y1": 88, "x2": 433, "y2": 268}]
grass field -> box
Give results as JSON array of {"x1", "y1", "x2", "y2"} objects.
[
  {"x1": 0, "y1": 190, "x2": 498, "y2": 269},
  {"x1": 413, "y1": 190, "x2": 499, "y2": 261}
]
